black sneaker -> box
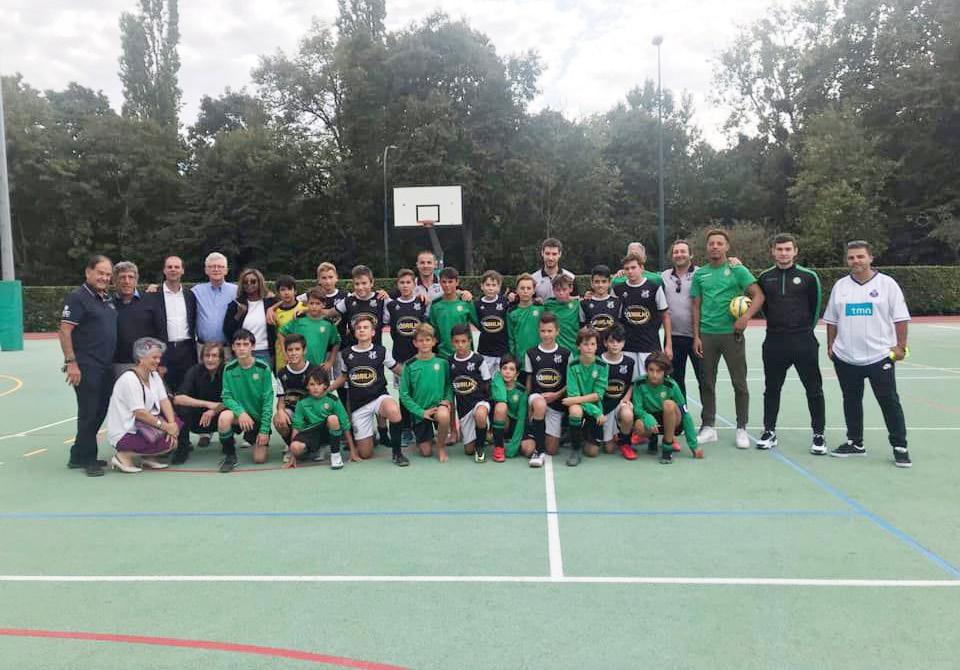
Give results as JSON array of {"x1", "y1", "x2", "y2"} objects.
[
  {"x1": 659, "y1": 452, "x2": 673, "y2": 465},
  {"x1": 171, "y1": 449, "x2": 190, "y2": 465},
  {"x1": 810, "y1": 434, "x2": 827, "y2": 456},
  {"x1": 893, "y1": 447, "x2": 912, "y2": 468},
  {"x1": 218, "y1": 454, "x2": 238, "y2": 473},
  {"x1": 566, "y1": 449, "x2": 581, "y2": 467},
  {"x1": 393, "y1": 451, "x2": 410, "y2": 467},
  {"x1": 756, "y1": 430, "x2": 778, "y2": 450},
  {"x1": 84, "y1": 462, "x2": 105, "y2": 477},
  {"x1": 829, "y1": 440, "x2": 866, "y2": 458},
  {"x1": 68, "y1": 459, "x2": 107, "y2": 469}
]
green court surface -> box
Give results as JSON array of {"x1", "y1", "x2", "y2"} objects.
[{"x1": 1, "y1": 323, "x2": 959, "y2": 669}]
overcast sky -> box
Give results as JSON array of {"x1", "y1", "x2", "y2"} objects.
[{"x1": 2, "y1": 0, "x2": 781, "y2": 145}]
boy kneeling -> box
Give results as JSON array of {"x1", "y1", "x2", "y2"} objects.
[
  {"x1": 630, "y1": 352, "x2": 702, "y2": 464},
  {"x1": 217, "y1": 329, "x2": 277, "y2": 473},
  {"x1": 290, "y1": 368, "x2": 351, "y2": 470}
]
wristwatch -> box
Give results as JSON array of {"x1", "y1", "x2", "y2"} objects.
[{"x1": 156, "y1": 418, "x2": 163, "y2": 429}]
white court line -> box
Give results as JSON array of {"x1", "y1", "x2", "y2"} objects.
[
  {"x1": 714, "y1": 427, "x2": 960, "y2": 432},
  {"x1": 0, "y1": 575, "x2": 955, "y2": 587},
  {"x1": 543, "y1": 456, "x2": 564, "y2": 578},
  {"x1": 22, "y1": 449, "x2": 46, "y2": 458},
  {"x1": 713, "y1": 376, "x2": 958, "y2": 382},
  {"x1": 927, "y1": 324, "x2": 960, "y2": 332},
  {"x1": 901, "y1": 361, "x2": 960, "y2": 376},
  {"x1": 0, "y1": 417, "x2": 76, "y2": 441}
]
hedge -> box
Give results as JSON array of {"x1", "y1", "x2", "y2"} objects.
[{"x1": 19, "y1": 265, "x2": 960, "y2": 332}]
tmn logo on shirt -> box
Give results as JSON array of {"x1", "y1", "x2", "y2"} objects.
[{"x1": 845, "y1": 302, "x2": 874, "y2": 317}]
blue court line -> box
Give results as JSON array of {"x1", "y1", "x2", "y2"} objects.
[
  {"x1": 0, "y1": 509, "x2": 854, "y2": 521},
  {"x1": 687, "y1": 398, "x2": 960, "y2": 579}
]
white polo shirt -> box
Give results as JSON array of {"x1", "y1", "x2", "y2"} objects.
[{"x1": 823, "y1": 272, "x2": 910, "y2": 366}]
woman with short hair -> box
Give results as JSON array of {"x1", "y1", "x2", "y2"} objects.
[
  {"x1": 223, "y1": 268, "x2": 277, "y2": 365},
  {"x1": 104, "y1": 337, "x2": 182, "y2": 473}
]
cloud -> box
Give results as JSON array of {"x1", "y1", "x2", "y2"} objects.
[{"x1": 0, "y1": 0, "x2": 784, "y2": 146}]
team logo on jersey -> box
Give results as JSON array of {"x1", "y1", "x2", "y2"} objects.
[
  {"x1": 454, "y1": 375, "x2": 479, "y2": 395},
  {"x1": 252, "y1": 373, "x2": 260, "y2": 381},
  {"x1": 536, "y1": 368, "x2": 562, "y2": 389},
  {"x1": 591, "y1": 314, "x2": 615, "y2": 331},
  {"x1": 607, "y1": 379, "x2": 626, "y2": 397},
  {"x1": 466, "y1": 362, "x2": 476, "y2": 371},
  {"x1": 482, "y1": 315, "x2": 505, "y2": 333},
  {"x1": 512, "y1": 393, "x2": 520, "y2": 403},
  {"x1": 591, "y1": 370, "x2": 598, "y2": 379},
  {"x1": 619, "y1": 365, "x2": 628, "y2": 374},
  {"x1": 532, "y1": 309, "x2": 540, "y2": 317},
  {"x1": 660, "y1": 390, "x2": 667, "y2": 399},
  {"x1": 433, "y1": 362, "x2": 441, "y2": 371},
  {"x1": 369, "y1": 350, "x2": 378, "y2": 360},
  {"x1": 319, "y1": 326, "x2": 326, "y2": 333},
  {"x1": 724, "y1": 268, "x2": 731, "y2": 276},
  {"x1": 322, "y1": 401, "x2": 330, "y2": 411},
  {"x1": 641, "y1": 290, "x2": 650, "y2": 299},
  {"x1": 869, "y1": 289, "x2": 879, "y2": 298},
  {"x1": 62, "y1": 305, "x2": 71, "y2": 319},
  {"x1": 396, "y1": 316, "x2": 421, "y2": 337},
  {"x1": 607, "y1": 300, "x2": 615, "y2": 309},
  {"x1": 496, "y1": 303, "x2": 504, "y2": 311},
  {"x1": 793, "y1": 277, "x2": 802, "y2": 285},
  {"x1": 625, "y1": 304, "x2": 652, "y2": 325},
  {"x1": 349, "y1": 367, "x2": 378, "y2": 387},
  {"x1": 553, "y1": 354, "x2": 564, "y2": 364}
]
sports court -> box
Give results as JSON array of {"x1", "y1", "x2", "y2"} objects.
[{"x1": 1, "y1": 321, "x2": 958, "y2": 669}]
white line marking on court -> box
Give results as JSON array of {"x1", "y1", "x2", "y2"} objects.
[
  {"x1": 714, "y1": 427, "x2": 960, "y2": 432},
  {"x1": 544, "y1": 455, "x2": 564, "y2": 578},
  {"x1": 928, "y1": 324, "x2": 960, "y2": 331},
  {"x1": 0, "y1": 575, "x2": 955, "y2": 587},
  {"x1": 900, "y1": 361, "x2": 960, "y2": 375},
  {"x1": 22, "y1": 449, "x2": 46, "y2": 458},
  {"x1": 0, "y1": 417, "x2": 76, "y2": 442}
]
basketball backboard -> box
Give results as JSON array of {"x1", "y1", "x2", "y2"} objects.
[{"x1": 393, "y1": 186, "x2": 463, "y2": 227}]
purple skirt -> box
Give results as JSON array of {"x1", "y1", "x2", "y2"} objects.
[{"x1": 116, "y1": 417, "x2": 183, "y2": 455}]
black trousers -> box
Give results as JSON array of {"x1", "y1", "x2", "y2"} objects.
[
  {"x1": 175, "y1": 406, "x2": 221, "y2": 450},
  {"x1": 833, "y1": 356, "x2": 907, "y2": 448},
  {"x1": 762, "y1": 332, "x2": 825, "y2": 433},
  {"x1": 163, "y1": 340, "x2": 197, "y2": 394},
  {"x1": 70, "y1": 364, "x2": 113, "y2": 465},
  {"x1": 670, "y1": 335, "x2": 702, "y2": 401}
]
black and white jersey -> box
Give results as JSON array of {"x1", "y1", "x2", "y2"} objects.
[
  {"x1": 385, "y1": 297, "x2": 428, "y2": 363},
  {"x1": 475, "y1": 295, "x2": 511, "y2": 358},
  {"x1": 338, "y1": 344, "x2": 396, "y2": 410},
  {"x1": 579, "y1": 295, "x2": 623, "y2": 352},
  {"x1": 600, "y1": 353, "x2": 636, "y2": 414},
  {"x1": 613, "y1": 281, "x2": 668, "y2": 353},
  {"x1": 337, "y1": 293, "x2": 387, "y2": 347},
  {"x1": 524, "y1": 344, "x2": 571, "y2": 412},
  {"x1": 450, "y1": 352, "x2": 491, "y2": 417},
  {"x1": 276, "y1": 363, "x2": 315, "y2": 410},
  {"x1": 321, "y1": 288, "x2": 349, "y2": 341}
]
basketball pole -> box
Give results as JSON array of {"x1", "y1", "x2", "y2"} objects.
[
  {"x1": 652, "y1": 34, "x2": 666, "y2": 272},
  {"x1": 382, "y1": 144, "x2": 398, "y2": 278},
  {"x1": 0, "y1": 78, "x2": 15, "y2": 281}
]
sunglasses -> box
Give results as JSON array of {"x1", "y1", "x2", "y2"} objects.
[{"x1": 243, "y1": 277, "x2": 259, "y2": 285}]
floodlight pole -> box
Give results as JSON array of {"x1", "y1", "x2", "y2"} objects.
[
  {"x1": 0, "y1": 79, "x2": 14, "y2": 280},
  {"x1": 653, "y1": 34, "x2": 666, "y2": 272},
  {"x1": 382, "y1": 145, "x2": 398, "y2": 278}
]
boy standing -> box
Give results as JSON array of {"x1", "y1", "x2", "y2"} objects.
[
  {"x1": 475, "y1": 270, "x2": 511, "y2": 372},
  {"x1": 337, "y1": 265, "x2": 388, "y2": 348},
  {"x1": 543, "y1": 274, "x2": 582, "y2": 354},
  {"x1": 524, "y1": 312, "x2": 571, "y2": 466},
  {"x1": 449, "y1": 324, "x2": 492, "y2": 463},
  {"x1": 507, "y1": 274, "x2": 543, "y2": 363},
  {"x1": 398, "y1": 324, "x2": 454, "y2": 462},
  {"x1": 279, "y1": 288, "x2": 341, "y2": 371},
  {"x1": 272, "y1": 275, "x2": 306, "y2": 371},
  {"x1": 613, "y1": 253, "x2": 672, "y2": 369},
  {"x1": 428, "y1": 267, "x2": 479, "y2": 359},
  {"x1": 217, "y1": 329, "x2": 277, "y2": 472},
  {"x1": 580, "y1": 265, "x2": 622, "y2": 354}
]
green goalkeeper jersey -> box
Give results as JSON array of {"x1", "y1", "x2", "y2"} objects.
[
  {"x1": 399, "y1": 355, "x2": 454, "y2": 420},
  {"x1": 507, "y1": 302, "x2": 543, "y2": 361},
  {"x1": 491, "y1": 372, "x2": 527, "y2": 457},
  {"x1": 543, "y1": 297, "x2": 582, "y2": 354},
  {"x1": 292, "y1": 394, "x2": 351, "y2": 433},
  {"x1": 221, "y1": 358, "x2": 276, "y2": 434},
  {"x1": 631, "y1": 376, "x2": 697, "y2": 449},
  {"x1": 429, "y1": 298, "x2": 479, "y2": 358},
  {"x1": 566, "y1": 358, "x2": 608, "y2": 419}
]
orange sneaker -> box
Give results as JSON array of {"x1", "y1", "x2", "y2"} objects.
[
  {"x1": 493, "y1": 446, "x2": 506, "y2": 462},
  {"x1": 619, "y1": 444, "x2": 638, "y2": 460}
]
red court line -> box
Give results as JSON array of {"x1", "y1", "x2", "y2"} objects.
[{"x1": 0, "y1": 628, "x2": 407, "y2": 669}]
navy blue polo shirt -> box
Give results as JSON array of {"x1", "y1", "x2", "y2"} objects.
[
  {"x1": 114, "y1": 292, "x2": 161, "y2": 364},
  {"x1": 62, "y1": 283, "x2": 118, "y2": 368}
]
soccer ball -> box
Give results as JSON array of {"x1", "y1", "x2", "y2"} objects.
[{"x1": 729, "y1": 295, "x2": 752, "y2": 318}]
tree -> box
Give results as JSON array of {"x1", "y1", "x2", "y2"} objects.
[{"x1": 119, "y1": 0, "x2": 181, "y2": 129}]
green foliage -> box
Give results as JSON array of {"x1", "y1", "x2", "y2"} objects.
[{"x1": 119, "y1": 0, "x2": 181, "y2": 129}]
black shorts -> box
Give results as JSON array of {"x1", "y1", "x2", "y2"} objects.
[
  {"x1": 294, "y1": 424, "x2": 330, "y2": 451},
  {"x1": 413, "y1": 420, "x2": 435, "y2": 444},
  {"x1": 233, "y1": 423, "x2": 271, "y2": 445}
]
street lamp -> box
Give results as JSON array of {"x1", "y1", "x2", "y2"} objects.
[
  {"x1": 382, "y1": 144, "x2": 398, "y2": 278},
  {"x1": 652, "y1": 34, "x2": 665, "y2": 272}
]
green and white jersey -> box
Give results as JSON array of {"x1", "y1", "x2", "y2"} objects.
[
  {"x1": 222, "y1": 358, "x2": 277, "y2": 434},
  {"x1": 543, "y1": 297, "x2": 582, "y2": 354},
  {"x1": 399, "y1": 355, "x2": 453, "y2": 420}
]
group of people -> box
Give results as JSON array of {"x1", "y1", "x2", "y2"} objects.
[{"x1": 58, "y1": 231, "x2": 912, "y2": 477}]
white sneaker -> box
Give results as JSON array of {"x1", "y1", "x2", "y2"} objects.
[
  {"x1": 529, "y1": 451, "x2": 545, "y2": 468},
  {"x1": 697, "y1": 426, "x2": 718, "y2": 444},
  {"x1": 735, "y1": 429, "x2": 750, "y2": 449},
  {"x1": 810, "y1": 434, "x2": 827, "y2": 456},
  {"x1": 330, "y1": 452, "x2": 343, "y2": 470},
  {"x1": 755, "y1": 431, "x2": 777, "y2": 450}
]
